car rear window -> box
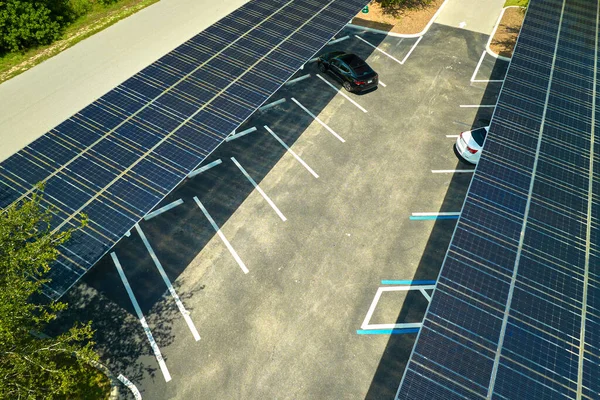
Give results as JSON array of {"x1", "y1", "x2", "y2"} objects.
[{"x1": 471, "y1": 127, "x2": 488, "y2": 146}]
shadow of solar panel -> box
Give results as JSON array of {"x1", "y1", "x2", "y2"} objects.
[{"x1": 0, "y1": 0, "x2": 372, "y2": 299}]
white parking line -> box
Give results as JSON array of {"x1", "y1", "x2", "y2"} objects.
[
  {"x1": 193, "y1": 197, "x2": 249, "y2": 274},
  {"x1": 264, "y1": 125, "x2": 319, "y2": 178},
  {"x1": 379, "y1": 80, "x2": 387, "y2": 87},
  {"x1": 400, "y1": 36, "x2": 423, "y2": 64},
  {"x1": 144, "y1": 199, "x2": 184, "y2": 221},
  {"x1": 327, "y1": 35, "x2": 349, "y2": 45},
  {"x1": 412, "y1": 212, "x2": 461, "y2": 216},
  {"x1": 111, "y1": 253, "x2": 172, "y2": 382},
  {"x1": 291, "y1": 97, "x2": 346, "y2": 142},
  {"x1": 226, "y1": 127, "x2": 257, "y2": 142},
  {"x1": 471, "y1": 51, "x2": 505, "y2": 83},
  {"x1": 460, "y1": 104, "x2": 496, "y2": 108},
  {"x1": 354, "y1": 35, "x2": 404, "y2": 64},
  {"x1": 446, "y1": 135, "x2": 459, "y2": 138},
  {"x1": 315, "y1": 74, "x2": 367, "y2": 113},
  {"x1": 117, "y1": 374, "x2": 142, "y2": 400},
  {"x1": 188, "y1": 159, "x2": 222, "y2": 178},
  {"x1": 134, "y1": 224, "x2": 201, "y2": 342},
  {"x1": 259, "y1": 98, "x2": 286, "y2": 112},
  {"x1": 419, "y1": 288, "x2": 432, "y2": 302},
  {"x1": 431, "y1": 169, "x2": 475, "y2": 173},
  {"x1": 285, "y1": 74, "x2": 311, "y2": 85},
  {"x1": 231, "y1": 157, "x2": 287, "y2": 221}
]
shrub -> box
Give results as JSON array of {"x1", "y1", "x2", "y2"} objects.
[{"x1": 0, "y1": 1, "x2": 64, "y2": 52}]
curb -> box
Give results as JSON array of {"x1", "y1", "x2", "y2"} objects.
[
  {"x1": 88, "y1": 359, "x2": 120, "y2": 400},
  {"x1": 485, "y1": 6, "x2": 523, "y2": 61},
  {"x1": 348, "y1": 0, "x2": 451, "y2": 38}
]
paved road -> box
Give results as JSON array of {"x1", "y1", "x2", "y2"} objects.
[{"x1": 0, "y1": 0, "x2": 249, "y2": 162}]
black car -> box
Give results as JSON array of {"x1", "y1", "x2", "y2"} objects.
[{"x1": 317, "y1": 51, "x2": 378, "y2": 93}]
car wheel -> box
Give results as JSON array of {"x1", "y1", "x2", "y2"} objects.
[
  {"x1": 318, "y1": 62, "x2": 327, "y2": 72},
  {"x1": 343, "y1": 82, "x2": 353, "y2": 92}
]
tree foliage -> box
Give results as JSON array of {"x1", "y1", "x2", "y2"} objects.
[
  {"x1": 0, "y1": 1, "x2": 65, "y2": 53},
  {"x1": 374, "y1": 0, "x2": 433, "y2": 12},
  {"x1": 0, "y1": 187, "x2": 105, "y2": 399}
]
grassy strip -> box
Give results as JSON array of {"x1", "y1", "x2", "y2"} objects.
[
  {"x1": 504, "y1": 0, "x2": 528, "y2": 7},
  {"x1": 0, "y1": 0, "x2": 160, "y2": 84}
]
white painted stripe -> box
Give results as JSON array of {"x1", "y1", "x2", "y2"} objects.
[
  {"x1": 361, "y1": 287, "x2": 384, "y2": 330},
  {"x1": 117, "y1": 374, "x2": 142, "y2": 400},
  {"x1": 259, "y1": 98, "x2": 286, "y2": 112},
  {"x1": 285, "y1": 74, "x2": 311, "y2": 85},
  {"x1": 400, "y1": 36, "x2": 423, "y2": 64},
  {"x1": 192, "y1": 197, "x2": 249, "y2": 274},
  {"x1": 144, "y1": 199, "x2": 184, "y2": 221},
  {"x1": 473, "y1": 79, "x2": 505, "y2": 83},
  {"x1": 327, "y1": 35, "x2": 349, "y2": 45},
  {"x1": 419, "y1": 288, "x2": 432, "y2": 302},
  {"x1": 378, "y1": 80, "x2": 387, "y2": 87},
  {"x1": 264, "y1": 126, "x2": 319, "y2": 178},
  {"x1": 309, "y1": 57, "x2": 319, "y2": 63},
  {"x1": 354, "y1": 35, "x2": 404, "y2": 64},
  {"x1": 411, "y1": 212, "x2": 460, "y2": 216},
  {"x1": 226, "y1": 126, "x2": 257, "y2": 142},
  {"x1": 124, "y1": 230, "x2": 131, "y2": 237},
  {"x1": 446, "y1": 135, "x2": 459, "y2": 138},
  {"x1": 231, "y1": 157, "x2": 287, "y2": 221},
  {"x1": 315, "y1": 74, "x2": 367, "y2": 113},
  {"x1": 431, "y1": 169, "x2": 474, "y2": 174},
  {"x1": 470, "y1": 51, "x2": 486, "y2": 82},
  {"x1": 188, "y1": 159, "x2": 222, "y2": 178},
  {"x1": 291, "y1": 97, "x2": 345, "y2": 142},
  {"x1": 460, "y1": 104, "x2": 496, "y2": 108},
  {"x1": 111, "y1": 253, "x2": 171, "y2": 382},
  {"x1": 134, "y1": 224, "x2": 201, "y2": 342}
]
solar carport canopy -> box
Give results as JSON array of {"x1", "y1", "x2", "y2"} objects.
[
  {"x1": 397, "y1": 0, "x2": 600, "y2": 399},
  {"x1": 0, "y1": 0, "x2": 369, "y2": 299}
]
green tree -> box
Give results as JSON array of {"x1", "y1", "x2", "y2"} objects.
[
  {"x1": 374, "y1": 0, "x2": 433, "y2": 11},
  {"x1": 0, "y1": 1, "x2": 65, "y2": 53},
  {"x1": 0, "y1": 187, "x2": 106, "y2": 399}
]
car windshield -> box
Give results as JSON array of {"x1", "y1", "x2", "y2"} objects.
[{"x1": 470, "y1": 127, "x2": 487, "y2": 146}]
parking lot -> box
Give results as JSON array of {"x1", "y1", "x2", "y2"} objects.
[{"x1": 50, "y1": 21, "x2": 509, "y2": 400}]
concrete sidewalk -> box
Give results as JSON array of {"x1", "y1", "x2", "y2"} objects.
[
  {"x1": 0, "y1": 0, "x2": 249, "y2": 162},
  {"x1": 435, "y1": 0, "x2": 506, "y2": 35}
]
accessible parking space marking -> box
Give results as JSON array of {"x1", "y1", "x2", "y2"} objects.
[
  {"x1": 315, "y1": 74, "x2": 367, "y2": 113},
  {"x1": 231, "y1": 157, "x2": 287, "y2": 221},
  {"x1": 193, "y1": 197, "x2": 249, "y2": 274},
  {"x1": 431, "y1": 169, "x2": 474, "y2": 174},
  {"x1": 354, "y1": 35, "x2": 423, "y2": 65},
  {"x1": 134, "y1": 224, "x2": 201, "y2": 342},
  {"x1": 111, "y1": 252, "x2": 172, "y2": 382},
  {"x1": 471, "y1": 51, "x2": 505, "y2": 83},
  {"x1": 264, "y1": 125, "x2": 319, "y2": 178},
  {"x1": 410, "y1": 212, "x2": 460, "y2": 220},
  {"x1": 291, "y1": 97, "x2": 346, "y2": 142}
]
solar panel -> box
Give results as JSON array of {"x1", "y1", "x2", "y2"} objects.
[
  {"x1": 397, "y1": 0, "x2": 600, "y2": 398},
  {"x1": 0, "y1": 0, "x2": 370, "y2": 299}
]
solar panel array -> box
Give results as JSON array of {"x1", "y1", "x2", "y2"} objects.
[
  {"x1": 397, "y1": 0, "x2": 600, "y2": 398},
  {"x1": 0, "y1": 0, "x2": 369, "y2": 299}
]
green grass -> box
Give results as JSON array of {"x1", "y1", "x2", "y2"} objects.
[
  {"x1": 504, "y1": 0, "x2": 528, "y2": 7},
  {"x1": 0, "y1": 0, "x2": 160, "y2": 84}
]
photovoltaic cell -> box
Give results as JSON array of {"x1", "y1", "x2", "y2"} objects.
[
  {"x1": 397, "y1": 0, "x2": 600, "y2": 398},
  {"x1": 0, "y1": 0, "x2": 371, "y2": 298}
]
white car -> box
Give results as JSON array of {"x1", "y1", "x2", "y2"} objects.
[{"x1": 455, "y1": 126, "x2": 489, "y2": 164}]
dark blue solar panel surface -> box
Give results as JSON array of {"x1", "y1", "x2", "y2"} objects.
[
  {"x1": 0, "y1": 0, "x2": 370, "y2": 299},
  {"x1": 397, "y1": 0, "x2": 600, "y2": 399}
]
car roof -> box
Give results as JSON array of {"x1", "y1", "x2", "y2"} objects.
[{"x1": 337, "y1": 53, "x2": 365, "y2": 68}]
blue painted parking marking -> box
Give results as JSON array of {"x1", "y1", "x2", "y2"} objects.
[{"x1": 356, "y1": 328, "x2": 420, "y2": 335}]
